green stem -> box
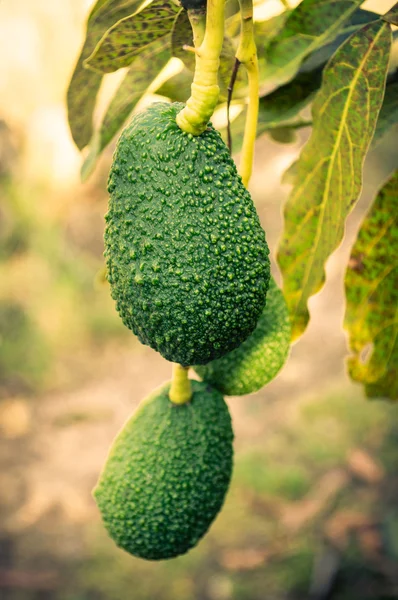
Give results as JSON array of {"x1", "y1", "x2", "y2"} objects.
[
  {"x1": 176, "y1": 0, "x2": 225, "y2": 135},
  {"x1": 235, "y1": 0, "x2": 258, "y2": 187},
  {"x1": 169, "y1": 364, "x2": 192, "y2": 405}
]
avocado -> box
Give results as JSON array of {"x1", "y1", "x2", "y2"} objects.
[
  {"x1": 93, "y1": 380, "x2": 233, "y2": 560},
  {"x1": 105, "y1": 102, "x2": 270, "y2": 365},
  {"x1": 195, "y1": 278, "x2": 291, "y2": 395}
]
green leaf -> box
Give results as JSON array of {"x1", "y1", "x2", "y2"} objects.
[
  {"x1": 282, "y1": 70, "x2": 398, "y2": 186},
  {"x1": 298, "y1": 8, "x2": 381, "y2": 74},
  {"x1": 371, "y1": 73, "x2": 398, "y2": 148},
  {"x1": 260, "y1": 0, "x2": 364, "y2": 87},
  {"x1": 344, "y1": 171, "x2": 398, "y2": 400},
  {"x1": 383, "y1": 2, "x2": 398, "y2": 26},
  {"x1": 85, "y1": 0, "x2": 180, "y2": 74},
  {"x1": 194, "y1": 278, "x2": 291, "y2": 396},
  {"x1": 228, "y1": 66, "x2": 320, "y2": 152},
  {"x1": 171, "y1": 9, "x2": 195, "y2": 71},
  {"x1": 67, "y1": 0, "x2": 143, "y2": 150},
  {"x1": 155, "y1": 68, "x2": 192, "y2": 103},
  {"x1": 81, "y1": 39, "x2": 171, "y2": 180},
  {"x1": 277, "y1": 20, "x2": 392, "y2": 340}
]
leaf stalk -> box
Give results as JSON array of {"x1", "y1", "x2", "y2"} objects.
[{"x1": 236, "y1": 0, "x2": 259, "y2": 187}]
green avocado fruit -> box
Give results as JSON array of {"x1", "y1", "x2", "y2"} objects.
[
  {"x1": 105, "y1": 102, "x2": 270, "y2": 365},
  {"x1": 93, "y1": 380, "x2": 233, "y2": 560},
  {"x1": 195, "y1": 278, "x2": 291, "y2": 395}
]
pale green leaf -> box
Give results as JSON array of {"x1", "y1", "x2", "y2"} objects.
[
  {"x1": 277, "y1": 20, "x2": 392, "y2": 339},
  {"x1": 85, "y1": 0, "x2": 180, "y2": 74},
  {"x1": 260, "y1": 0, "x2": 364, "y2": 88},
  {"x1": 67, "y1": 0, "x2": 143, "y2": 150},
  {"x1": 344, "y1": 171, "x2": 398, "y2": 400},
  {"x1": 81, "y1": 39, "x2": 170, "y2": 180},
  {"x1": 194, "y1": 278, "x2": 291, "y2": 396},
  {"x1": 155, "y1": 68, "x2": 192, "y2": 103}
]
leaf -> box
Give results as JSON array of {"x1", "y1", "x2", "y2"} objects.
[
  {"x1": 194, "y1": 278, "x2": 291, "y2": 396},
  {"x1": 282, "y1": 70, "x2": 398, "y2": 186},
  {"x1": 228, "y1": 66, "x2": 321, "y2": 152},
  {"x1": 260, "y1": 0, "x2": 364, "y2": 87},
  {"x1": 81, "y1": 39, "x2": 171, "y2": 180},
  {"x1": 277, "y1": 20, "x2": 392, "y2": 340},
  {"x1": 155, "y1": 68, "x2": 193, "y2": 103},
  {"x1": 85, "y1": 0, "x2": 180, "y2": 74},
  {"x1": 344, "y1": 171, "x2": 398, "y2": 400},
  {"x1": 67, "y1": 0, "x2": 143, "y2": 150},
  {"x1": 171, "y1": 9, "x2": 195, "y2": 71},
  {"x1": 371, "y1": 73, "x2": 398, "y2": 148},
  {"x1": 383, "y1": 2, "x2": 398, "y2": 26},
  {"x1": 299, "y1": 8, "x2": 380, "y2": 74}
]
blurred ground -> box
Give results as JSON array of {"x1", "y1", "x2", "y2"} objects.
[{"x1": 1, "y1": 1, "x2": 398, "y2": 599}]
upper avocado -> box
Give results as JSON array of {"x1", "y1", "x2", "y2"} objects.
[
  {"x1": 93, "y1": 380, "x2": 233, "y2": 560},
  {"x1": 105, "y1": 102, "x2": 270, "y2": 365}
]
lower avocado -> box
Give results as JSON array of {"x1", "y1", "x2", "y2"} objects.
[{"x1": 93, "y1": 380, "x2": 233, "y2": 560}]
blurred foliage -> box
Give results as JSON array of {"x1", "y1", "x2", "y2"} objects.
[{"x1": 0, "y1": 137, "x2": 129, "y2": 397}]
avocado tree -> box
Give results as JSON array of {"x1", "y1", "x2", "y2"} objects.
[{"x1": 67, "y1": 0, "x2": 398, "y2": 560}]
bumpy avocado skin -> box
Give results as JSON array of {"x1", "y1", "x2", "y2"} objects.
[
  {"x1": 93, "y1": 380, "x2": 233, "y2": 560},
  {"x1": 105, "y1": 102, "x2": 270, "y2": 365},
  {"x1": 195, "y1": 278, "x2": 291, "y2": 395}
]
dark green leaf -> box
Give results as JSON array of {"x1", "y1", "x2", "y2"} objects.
[
  {"x1": 277, "y1": 20, "x2": 391, "y2": 339},
  {"x1": 383, "y1": 2, "x2": 398, "y2": 26},
  {"x1": 228, "y1": 66, "x2": 320, "y2": 152},
  {"x1": 171, "y1": 9, "x2": 195, "y2": 71},
  {"x1": 194, "y1": 278, "x2": 291, "y2": 396},
  {"x1": 85, "y1": 0, "x2": 180, "y2": 74},
  {"x1": 81, "y1": 39, "x2": 171, "y2": 181},
  {"x1": 344, "y1": 171, "x2": 398, "y2": 400},
  {"x1": 299, "y1": 8, "x2": 380, "y2": 74},
  {"x1": 371, "y1": 72, "x2": 398, "y2": 148},
  {"x1": 67, "y1": 0, "x2": 143, "y2": 150},
  {"x1": 260, "y1": 0, "x2": 363, "y2": 87}
]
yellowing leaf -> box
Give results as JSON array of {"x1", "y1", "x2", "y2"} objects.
[
  {"x1": 344, "y1": 171, "x2": 398, "y2": 400},
  {"x1": 85, "y1": 0, "x2": 180, "y2": 74},
  {"x1": 277, "y1": 20, "x2": 392, "y2": 340}
]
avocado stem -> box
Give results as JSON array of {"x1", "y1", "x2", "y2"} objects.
[
  {"x1": 169, "y1": 364, "x2": 192, "y2": 405},
  {"x1": 235, "y1": 0, "x2": 259, "y2": 187},
  {"x1": 176, "y1": 0, "x2": 225, "y2": 135}
]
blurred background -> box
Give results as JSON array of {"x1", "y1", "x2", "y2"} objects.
[{"x1": 1, "y1": 0, "x2": 398, "y2": 598}]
